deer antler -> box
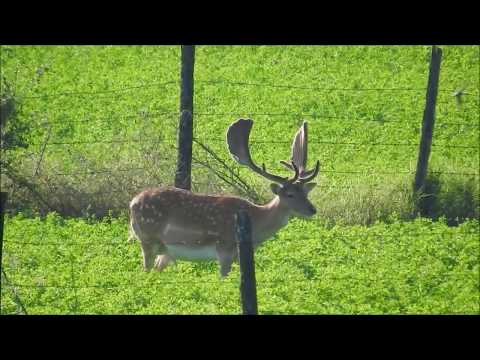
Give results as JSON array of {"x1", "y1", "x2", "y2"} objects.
[
  {"x1": 297, "y1": 160, "x2": 320, "y2": 184},
  {"x1": 226, "y1": 119, "x2": 298, "y2": 184},
  {"x1": 280, "y1": 120, "x2": 320, "y2": 183}
]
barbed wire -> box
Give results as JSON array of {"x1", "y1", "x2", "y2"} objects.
[
  {"x1": 3, "y1": 269, "x2": 475, "y2": 299},
  {"x1": 261, "y1": 310, "x2": 474, "y2": 315},
  {"x1": 17, "y1": 80, "x2": 178, "y2": 99},
  {"x1": 31, "y1": 138, "x2": 167, "y2": 146},
  {"x1": 16, "y1": 109, "x2": 479, "y2": 128},
  {"x1": 19, "y1": 166, "x2": 480, "y2": 178},
  {"x1": 0, "y1": 186, "x2": 351, "y2": 198},
  {"x1": 279, "y1": 140, "x2": 478, "y2": 150},
  {"x1": 200, "y1": 138, "x2": 479, "y2": 149},
  {"x1": 4, "y1": 269, "x2": 475, "y2": 290},
  {"x1": 7, "y1": 80, "x2": 463, "y2": 99},
  {"x1": 194, "y1": 112, "x2": 479, "y2": 128},
  {"x1": 196, "y1": 79, "x2": 479, "y2": 97},
  {"x1": 31, "y1": 111, "x2": 180, "y2": 125},
  {"x1": 0, "y1": 184, "x2": 423, "y2": 204},
  {"x1": 3, "y1": 231, "x2": 477, "y2": 315},
  {"x1": 27, "y1": 166, "x2": 163, "y2": 177},
  {"x1": 26, "y1": 136, "x2": 478, "y2": 150},
  {"x1": 3, "y1": 228, "x2": 477, "y2": 248}
]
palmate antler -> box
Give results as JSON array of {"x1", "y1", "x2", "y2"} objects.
[
  {"x1": 279, "y1": 121, "x2": 320, "y2": 184},
  {"x1": 226, "y1": 118, "x2": 319, "y2": 185}
]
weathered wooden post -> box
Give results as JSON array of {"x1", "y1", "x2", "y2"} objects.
[
  {"x1": 235, "y1": 210, "x2": 258, "y2": 315},
  {"x1": 175, "y1": 45, "x2": 195, "y2": 190},
  {"x1": 414, "y1": 46, "x2": 442, "y2": 210}
]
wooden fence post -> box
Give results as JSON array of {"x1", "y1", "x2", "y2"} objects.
[
  {"x1": 414, "y1": 46, "x2": 443, "y2": 200},
  {"x1": 175, "y1": 45, "x2": 195, "y2": 190},
  {"x1": 235, "y1": 210, "x2": 258, "y2": 315}
]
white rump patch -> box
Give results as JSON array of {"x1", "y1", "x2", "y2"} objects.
[
  {"x1": 165, "y1": 244, "x2": 217, "y2": 261},
  {"x1": 129, "y1": 196, "x2": 141, "y2": 209}
]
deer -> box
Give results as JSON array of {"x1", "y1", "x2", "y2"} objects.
[{"x1": 128, "y1": 118, "x2": 320, "y2": 278}]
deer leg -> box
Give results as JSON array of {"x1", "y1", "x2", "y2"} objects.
[
  {"x1": 140, "y1": 240, "x2": 159, "y2": 271},
  {"x1": 128, "y1": 224, "x2": 136, "y2": 243},
  {"x1": 152, "y1": 240, "x2": 171, "y2": 272},
  {"x1": 216, "y1": 246, "x2": 235, "y2": 279},
  {"x1": 220, "y1": 261, "x2": 233, "y2": 278},
  {"x1": 128, "y1": 212, "x2": 141, "y2": 243},
  {"x1": 154, "y1": 254, "x2": 174, "y2": 272}
]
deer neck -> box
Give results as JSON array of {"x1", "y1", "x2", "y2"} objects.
[{"x1": 252, "y1": 196, "x2": 291, "y2": 246}]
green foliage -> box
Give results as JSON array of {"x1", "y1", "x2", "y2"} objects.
[
  {"x1": 1, "y1": 215, "x2": 478, "y2": 314},
  {"x1": 0, "y1": 45, "x2": 478, "y2": 223},
  {"x1": 0, "y1": 76, "x2": 31, "y2": 152}
]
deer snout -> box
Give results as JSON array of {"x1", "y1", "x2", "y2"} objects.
[{"x1": 300, "y1": 202, "x2": 316, "y2": 217}]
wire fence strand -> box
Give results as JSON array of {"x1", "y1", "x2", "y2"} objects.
[
  {"x1": 3, "y1": 270, "x2": 475, "y2": 296},
  {"x1": 18, "y1": 110, "x2": 480, "y2": 128},
  {"x1": 3, "y1": 229, "x2": 477, "y2": 248},
  {"x1": 9, "y1": 75, "x2": 479, "y2": 102},
  {"x1": 19, "y1": 166, "x2": 480, "y2": 179},
  {"x1": 18, "y1": 80, "x2": 178, "y2": 99},
  {"x1": 15, "y1": 79, "x2": 480, "y2": 100},
  {"x1": 26, "y1": 136, "x2": 478, "y2": 150}
]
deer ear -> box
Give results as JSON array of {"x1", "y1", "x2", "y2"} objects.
[
  {"x1": 303, "y1": 183, "x2": 316, "y2": 193},
  {"x1": 270, "y1": 183, "x2": 281, "y2": 194}
]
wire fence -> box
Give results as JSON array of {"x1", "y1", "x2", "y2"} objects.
[
  {"x1": 15, "y1": 78, "x2": 480, "y2": 98},
  {"x1": 23, "y1": 113, "x2": 479, "y2": 134},
  {"x1": 3, "y1": 227, "x2": 478, "y2": 246},
  {"x1": 2, "y1": 227, "x2": 477, "y2": 315},
  {"x1": 5, "y1": 270, "x2": 475, "y2": 289},
  {"x1": 1, "y1": 46, "x2": 479, "y2": 315},
  {"x1": 24, "y1": 136, "x2": 478, "y2": 149}
]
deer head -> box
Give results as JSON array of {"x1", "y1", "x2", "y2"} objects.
[{"x1": 226, "y1": 118, "x2": 320, "y2": 217}]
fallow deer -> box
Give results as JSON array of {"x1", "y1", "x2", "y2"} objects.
[{"x1": 128, "y1": 118, "x2": 320, "y2": 277}]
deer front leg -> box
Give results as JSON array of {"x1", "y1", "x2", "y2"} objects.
[{"x1": 216, "y1": 245, "x2": 236, "y2": 279}]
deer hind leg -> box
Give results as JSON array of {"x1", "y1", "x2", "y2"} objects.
[
  {"x1": 127, "y1": 222, "x2": 137, "y2": 243},
  {"x1": 128, "y1": 211, "x2": 141, "y2": 243},
  {"x1": 140, "y1": 240, "x2": 163, "y2": 271}
]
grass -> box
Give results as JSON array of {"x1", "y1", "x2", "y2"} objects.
[{"x1": 1, "y1": 213, "x2": 478, "y2": 314}]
